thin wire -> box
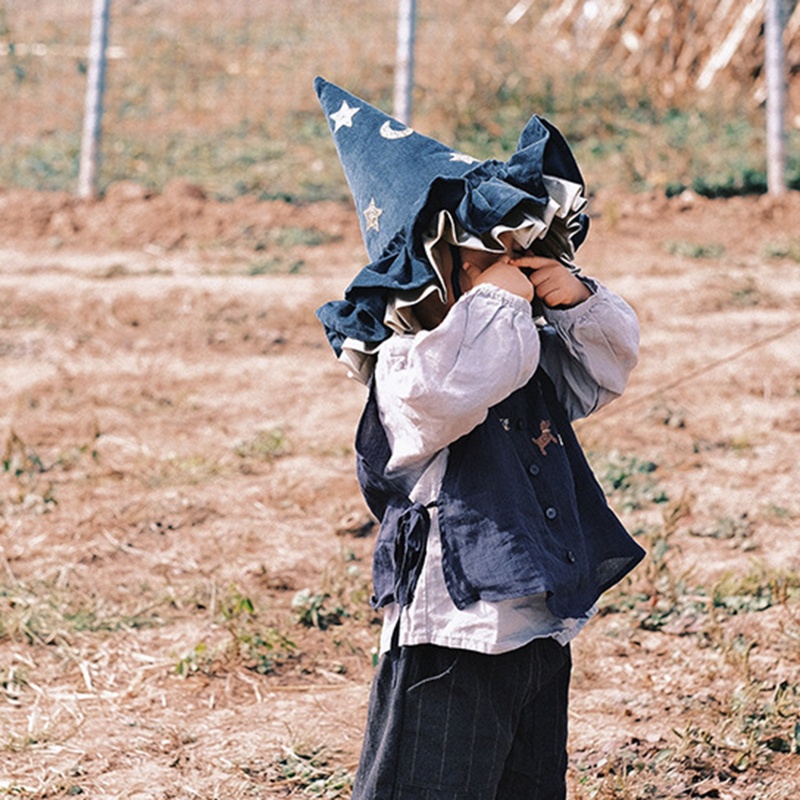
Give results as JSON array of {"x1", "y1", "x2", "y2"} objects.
[{"x1": 596, "y1": 318, "x2": 800, "y2": 419}]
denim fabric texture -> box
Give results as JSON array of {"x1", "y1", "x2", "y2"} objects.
[
  {"x1": 313, "y1": 77, "x2": 590, "y2": 357},
  {"x1": 351, "y1": 637, "x2": 572, "y2": 800}
]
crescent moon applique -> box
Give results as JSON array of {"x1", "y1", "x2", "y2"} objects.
[{"x1": 380, "y1": 121, "x2": 414, "y2": 140}]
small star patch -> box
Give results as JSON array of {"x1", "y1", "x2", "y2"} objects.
[
  {"x1": 363, "y1": 198, "x2": 383, "y2": 232},
  {"x1": 330, "y1": 100, "x2": 360, "y2": 133}
]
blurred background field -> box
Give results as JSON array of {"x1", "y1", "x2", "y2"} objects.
[{"x1": 2, "y1": 0, "x2": 800, "y2": 203}]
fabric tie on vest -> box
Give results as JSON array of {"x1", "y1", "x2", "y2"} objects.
[
  {"x1": 393, "y1": 503, "x2": 430, "y2": 607},
  {"x1": 354, "y1": 387, "x2": 433, "y2": 610},
  {"x1": 368, "y1": 498, "x2": 431, "y2": 609}
]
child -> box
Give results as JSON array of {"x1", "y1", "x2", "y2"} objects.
[{"x1": 314, "y1": 77, "x2": 645, "y2": 800}]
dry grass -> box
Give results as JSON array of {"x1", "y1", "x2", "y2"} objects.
[{"x1": 1, "y1": 187, "x2": 800, "y2": 796}]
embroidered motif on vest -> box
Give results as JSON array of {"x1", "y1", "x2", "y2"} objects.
[{"x1": 532, "y1": 420, "x2": 561, "y2": 455}]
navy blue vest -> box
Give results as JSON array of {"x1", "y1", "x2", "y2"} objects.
[{"x1": 356, "y1": 367, "x2": 645, "y2": 620}]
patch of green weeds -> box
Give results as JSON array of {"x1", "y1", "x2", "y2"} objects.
[
  {"x1": 62, "y1": 605, "x2": 160, "y2": 634},
  {"x1": 593, "y1": 683, "x2": 800, "y2": 797},
  {"x1": 248, "y1": 257, "x2": 304, "y2": 275},
  {"x1": 712, "y1": 564, "x2": 800, "y2": 616},
  {"x1": 648, "y1": 401, "x2": 686, "y2": 429},
  {"x1": 221, "y1": 589, "x2": 296, "y2": 675},
  {"x1": 147, "y1": 453, "x2": 226, "y2": 487},
  {"x1": 726, "y1": 277, "x2": 764, "y2": 308},
  {"x1": 269, "y1": 226, "x2": 339, "y2": 249},
  {"x1": 665, "y1": 240, "x2": 725, "y2": 259},
  {"x1": 690, "y1": 512, "x2": 755, "y2": 549},
  {"x1": 622, "y1": 504, "x2": 800, "y2": 634},
  {"x1": 592, "y1": 450, "x2": 669, "y2": 511},
  {"x1": 634, "y1": 498, "x2": 704, "y2": 631},
  {"x1": 175, "y1": 642, "x2": 213, "y2": 677},
  {"x1": 2, "y1": 429, "x2": 102, "y2": 515},
  {"x1": 270, "y1": 743, "x2": 354, "y2": 798},
  {"x1": 688, "y1": 168, "x2": 769, "y2": 199},
  {"x1": 234, "y1": 427, "x2": 290, "y2": 462},
  {"x1": 292, "y1": 589, "x2": 346, "y2": 631},
  {"x1": 2, "y1": 431, "x2": 45, "y2": 476},
  {"x1": 3, "y1": 136, "x2": 81, "y2": 192},
  {"x1": 1, "y1": 430, "x2": 56, "y2": 514},
  {"x1": 600, "y1": 496, "x2": 735, "y2": 636},
  {"x1": 90, "y1": 263, "x2": 173, "y2": 280},
  {"x1": 763, "y1": 238, "x2": 800, "y2": 263},
  {"x1": 758, "y1": 503, "x2": 797, "y2": 524},
  {"x1": 575, "y1": 745, "x2": 670, "y2": 799},
  {"x1": 675, "y1": 680, "x2": 800, "y2": 775},
  {"x1": 176, "y1": 587, "x2": 295, "y2": 677},
  {"x1": 0, "y1": 581, "x2": 162, "y2": 646},
  {"x1": 292, "y1": 551, "x2": 372, "y2": 633}
]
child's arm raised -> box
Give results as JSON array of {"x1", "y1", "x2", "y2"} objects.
[
  {"x1": 536, "y1": 277, "x2": 639, "y2": 421},
  {"x1": 375, "y1": 283, "x2": 540, "y2": 475},
  {"x1": 495, "y1": 252, "x2": 637, "y2": 420}
]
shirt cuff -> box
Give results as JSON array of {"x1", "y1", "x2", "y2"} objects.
[
  {"x1": 461, "y1": 282, "x2": 535, "y2": 317},
  {"x1": 541, "y1": 276, "x2": 602, "y2": 326}
]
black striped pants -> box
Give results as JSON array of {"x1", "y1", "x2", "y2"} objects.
[{"x1": 352, "y1": 637, "x2": 571, "y2": 800}]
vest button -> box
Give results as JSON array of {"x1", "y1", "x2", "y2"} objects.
[
  {"x1": 566, "y1": 550, "x2": 576, "y2": 564},
  {"x1": 516, "y1": 419, "x2": 525, "y2": 430},
  {"x1": 528, "y1": 463, "x2": 541, "y2": 476},
  {"x1": 545, "y1": 507, "x2": 558, "y2": 520}
]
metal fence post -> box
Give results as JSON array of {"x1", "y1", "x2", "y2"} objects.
[
  {"x1": 765, "y1": 0, "x2": 787, "y2": 196},
  {"x1": 78, "y1": 0, "x2": 112, "y2": 199},
  {"x1": 393, "y1": 0, "x2": 417, "y2": 125}
]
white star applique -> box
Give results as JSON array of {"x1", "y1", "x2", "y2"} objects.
[
  {"x1": 450, "y1": 152, "x2": 480, "y2": 164},
  {"x1": 363, "y1": 198, "x2": 383, "y2": 233},
  {"x1": 330, "y1": 100, "x2": 360, "y2": 133}
]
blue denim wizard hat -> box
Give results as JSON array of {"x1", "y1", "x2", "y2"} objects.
[{"x1": 314, "y1": 76, "x2": 590, "y2": 366}]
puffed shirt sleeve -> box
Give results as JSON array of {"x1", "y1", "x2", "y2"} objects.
[
  {"x1": 540, "y1": 278, "x2": 640, "y2": 421},
  {"x1": 374, "y1": 283, "x2": 541, "y2": 475}
]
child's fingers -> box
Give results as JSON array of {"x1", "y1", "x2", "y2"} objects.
[
  {"x1": 461, "y1": 261, "x2": 482, "y2": 292},
  {"x1": 532, "y1": 276, "x2": 567, "y2": 306},
  {"x1": 516, "y1": 262, "x2": 558, "y2": 294},
  {"x1": 461, "y1": 260, "x2": 483, "y2": 280},
  {"x1": 508, "y1": 255, "x2": 559, "y2": 271},
  {"x1": 464, "y1": 259, "x2": 534, "y2": 301},
  {"x1": 516, "y1": 260, "x2": 591, "y2": 307}
]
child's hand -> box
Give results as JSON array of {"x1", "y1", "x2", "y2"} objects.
[
  {"x1": 509, "y1": 255, "x2": 591, "y2": 308},
  {"x1": 462, "y1": 258, "x2": 535, "y2": 303}
]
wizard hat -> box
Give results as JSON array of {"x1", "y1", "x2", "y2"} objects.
[{"x1": 314, "y1": 76, "x2": 591, "y2": 375}]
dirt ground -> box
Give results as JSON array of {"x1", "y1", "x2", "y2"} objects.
[{"x1": 1, "y1": 184, "x2": 800, "y2": 798}]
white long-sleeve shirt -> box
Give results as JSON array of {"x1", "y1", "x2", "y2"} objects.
[{"x1": 373, "y1": 280, "x2": 640, "y2": 655}]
